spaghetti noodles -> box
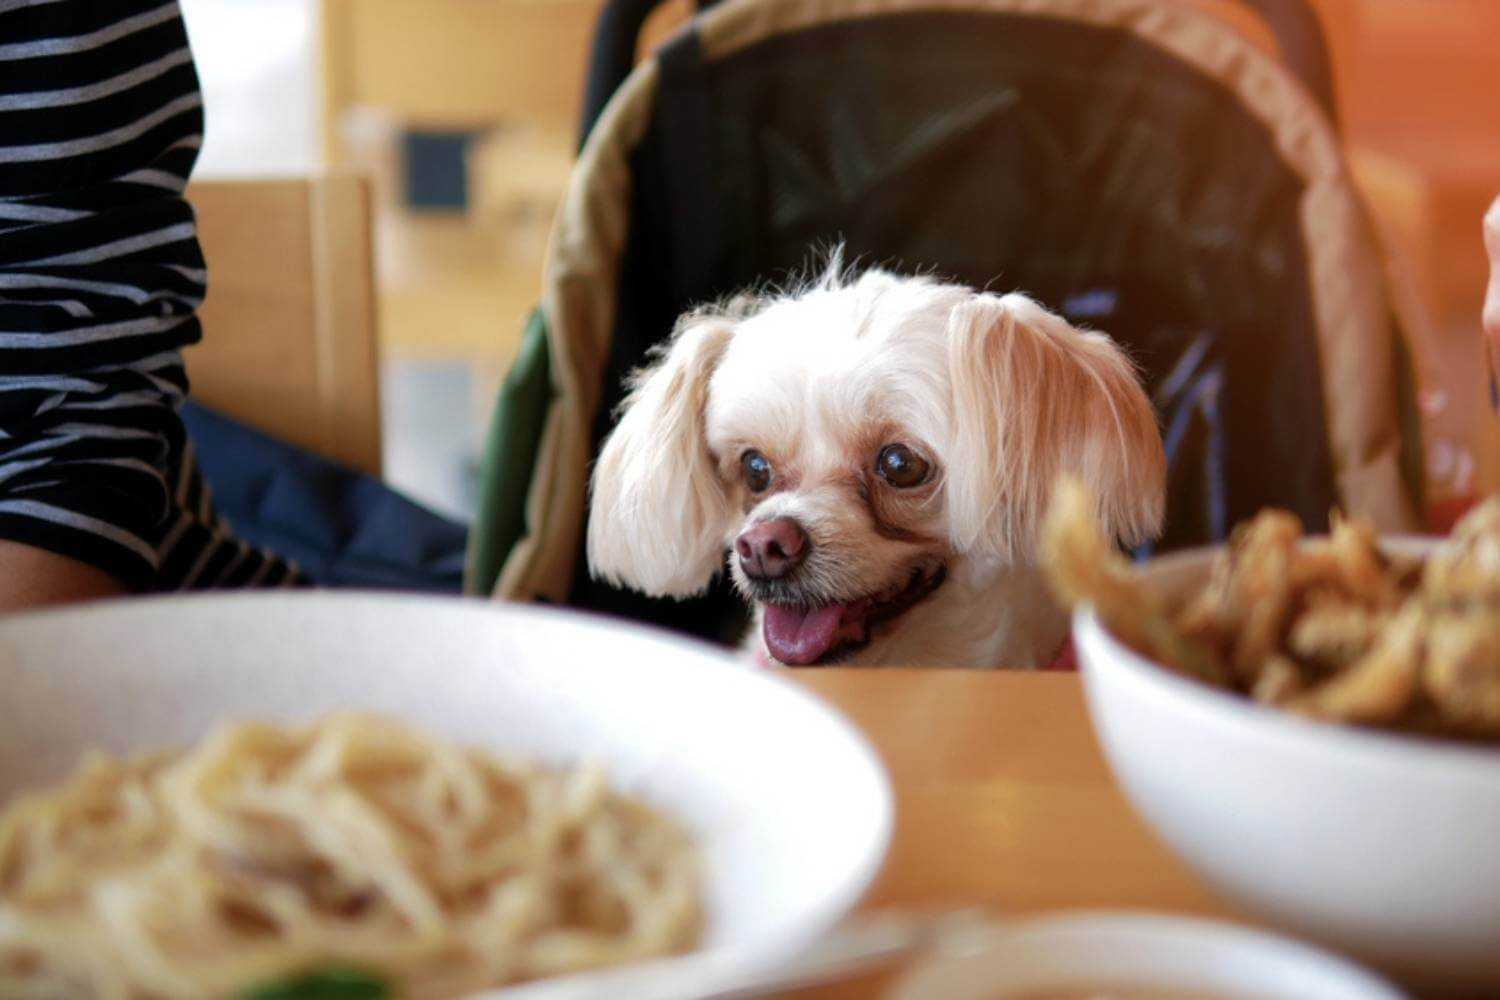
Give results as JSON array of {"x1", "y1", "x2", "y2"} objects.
[{"x1": 0, "y1": 714, "x2": 700, "y2": 998}]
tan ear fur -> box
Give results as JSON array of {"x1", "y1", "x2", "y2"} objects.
[
  {"x1": 945, "y1": 293, "x2": 1166, "y2": 563},
  {"x1": 586, "y1": 316, "x2": 737, "y2": 596}
]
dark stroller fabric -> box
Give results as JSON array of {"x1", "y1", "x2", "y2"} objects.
[
  {"x1": 471, "y1": 0, "x2": 1425, "y2": 649},
  {"x1": 577, "y1": 13, "x2": 1345, "y2": 641}
]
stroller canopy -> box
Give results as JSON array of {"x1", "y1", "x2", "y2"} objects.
[{"x1": 470, "y1": 0, "x2": 1425, "y2": 644}]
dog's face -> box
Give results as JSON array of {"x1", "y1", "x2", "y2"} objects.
[
  {"x1": 703, "y1": 276, "x2": 962, "y2": 664},
  {"x1": 588, "y1": 268, "x2": 1165, "y2": 666}
]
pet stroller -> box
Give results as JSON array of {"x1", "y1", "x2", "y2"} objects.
[{"x1": 467, "y1": 0, "x2": 1428, "y2": 646}]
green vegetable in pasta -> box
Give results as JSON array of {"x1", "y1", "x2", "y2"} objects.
[{"x1": 244, "y1": 968, "x2": 389, "y2": 1000}]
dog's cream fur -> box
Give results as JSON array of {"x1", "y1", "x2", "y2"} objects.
[{"x1": 587, "y1": 265, "x2": 1166, "y2": 668}]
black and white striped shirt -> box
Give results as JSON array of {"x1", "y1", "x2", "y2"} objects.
[{"x1": 0, "y1": 0, "x2": 298, "y2": 589}]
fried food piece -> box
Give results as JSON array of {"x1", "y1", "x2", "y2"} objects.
[
  {"x1": 1167, "y1": 510, "x2": 1302, "y2": 684},
  {"x1": 1388, "y1": 553, "x2": 1426, "y2": 594},
  {"x1": 1042, "y1": 479, "x2": 1230, "y2": 687},
  {"x1": 1250, "y1": 655, "x2": 1305, "y2": 706},
  {"x1": 1423, "y1": 496, "x2": 1500, "y2": 611},
  {"x1": 1170, "y1": 508, "x2": 1404, "y2": 691},
  {"x1": 1289, "y1": 513, "x2": 1405, "y2": 610},
  {"x1": 1422, "y1": 612, "x2": 1500, "y2": 734},
  {"x1": 1221, "y1": 512, "x2": 1302, "y2": 683},
  {"x1": 1289, "y1": 605, "x2": 1424, "y2": 725},
  {"x1": 1288, "y1": 591, "x2": 1388, "y2": 671},
  {"x1": 1042, "y1": 477, "x2": 1155, "y2": 629}
]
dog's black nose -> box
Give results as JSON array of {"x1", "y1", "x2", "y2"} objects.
[{"x1": 735, "y1": 519, "x2": 808, "y2": 580}]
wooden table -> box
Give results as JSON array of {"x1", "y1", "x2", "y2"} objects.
[{"x1": 779, "y1": 670, "x2": 1235, "y2": 997}]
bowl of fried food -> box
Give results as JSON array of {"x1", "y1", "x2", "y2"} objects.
[{"x1": 1044, "y1": 482, "x2": 1500, "y2": 997}]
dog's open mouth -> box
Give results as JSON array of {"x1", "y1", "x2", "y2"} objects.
[{"x1": 761, "y1": 565, "x2": 946, "y2": 666}]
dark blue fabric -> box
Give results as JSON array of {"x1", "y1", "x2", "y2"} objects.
[{"x1": 181, "y1": 402, "x2": 467, "y2": 592}]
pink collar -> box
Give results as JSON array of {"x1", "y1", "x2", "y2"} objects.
[{"x1": 748, "y1": 635, "x2": 1078, "y2": 670}]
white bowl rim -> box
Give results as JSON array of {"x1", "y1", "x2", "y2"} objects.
[
  {"x1": 0, "y1": 589, "x2": 746, "y2": 670},
  {"x1": 1074, "y1": 603, "x2": 1500, "y2": 778},
  {"x1": 896, "y1": 909, "x2": 1408, "y2": 999},
  {"x1": 0, "y1": 590, "x2": 897, "y2": 993}
]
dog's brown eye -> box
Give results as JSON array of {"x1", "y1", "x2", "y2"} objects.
[
  {"x1": 876, "y1": 444, "x2": 929, "y2": 488},
  {"x1": 742, "y1": 450, "x2": 773, "y2": 493}
]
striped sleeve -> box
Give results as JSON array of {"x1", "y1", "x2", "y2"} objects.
[{"x1": 0, "y1": 0, "x2": 300, "y2": 590}]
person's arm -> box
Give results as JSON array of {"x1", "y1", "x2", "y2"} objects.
[
  {"x1": 1484, "y1": 194, "x2": 1500, "y2": 395},
  {"x1": 0, "y1": 2, "x2": 207, "y2": 606},
  {"x1": 0, "y1": 540, "x2": 123, "y2": 609}
]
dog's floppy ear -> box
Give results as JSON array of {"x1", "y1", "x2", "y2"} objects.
[
  {"x1": 587, "y1": 313, "x2": 738, "y2": 597},
  {"x1": 945, "y1": 292, "x2": 1165, "y2": 563}
]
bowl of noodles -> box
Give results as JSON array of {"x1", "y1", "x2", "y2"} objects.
[
  {"x1": 0, "y1": 594, "x2": 892, "y2": 998},
  {"x1": 1043, "y1": 485, "x2": 1500, "y2": 997}
]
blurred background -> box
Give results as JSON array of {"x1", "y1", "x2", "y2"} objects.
[{"x1": 181, "y1": 0, "x2": 1499, "y2": 525}]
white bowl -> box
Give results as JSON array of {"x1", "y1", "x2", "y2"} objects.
[
  {"x1": 0, "y1": 592, "x2": 892, "y2": 999},
  {"x1": 1074, "y1": 541, "x2": 1500, "y2": 997},
  {"x1": 890, "y1": 912, "x2": 1404, "y2": 999}
]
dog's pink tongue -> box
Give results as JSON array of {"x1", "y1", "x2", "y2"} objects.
[{"x1": 763, "y1": 604, "x2": 846, "y2": 666}]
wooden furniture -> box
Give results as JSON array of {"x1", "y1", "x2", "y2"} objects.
[
  {"x1": 317, "y1": 1, "x2": 598, "y2": 368},
  {"x1": 186, "y1": 177, "x2": 382, "y2": 477},
  {"x1": 319, "y1": 0, "x2": 600, "y2": 164},
  {"x1": 779, "y1": 670, "x2": 1231, "y2": 998},
  {"x1": 315, "y1": 0, "x2": 1498, "y2": 493}
]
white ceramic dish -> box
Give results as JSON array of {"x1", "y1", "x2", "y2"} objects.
[
  {"x1": 1074, "y1": 540, "x2": 1500, "y2": 997},
  {"x1": 0, "y1": 592, "x2": 892, "y2": 999},
  {"x1": 889, "y1": 912, "x2": 1405, "y2": 999}
]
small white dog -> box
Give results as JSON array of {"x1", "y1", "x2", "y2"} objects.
[{"x1": 586, "y1": 264, "x2": 1166, "y2": 668}]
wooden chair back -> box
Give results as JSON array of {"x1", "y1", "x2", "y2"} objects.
[{"x1": 186, "y1": 176, "x2": 381, "y2": 477}]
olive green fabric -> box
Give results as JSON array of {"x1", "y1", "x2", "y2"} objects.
[{"x1": 464, "y1": 309, "x2": 554, "y2": 595}]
